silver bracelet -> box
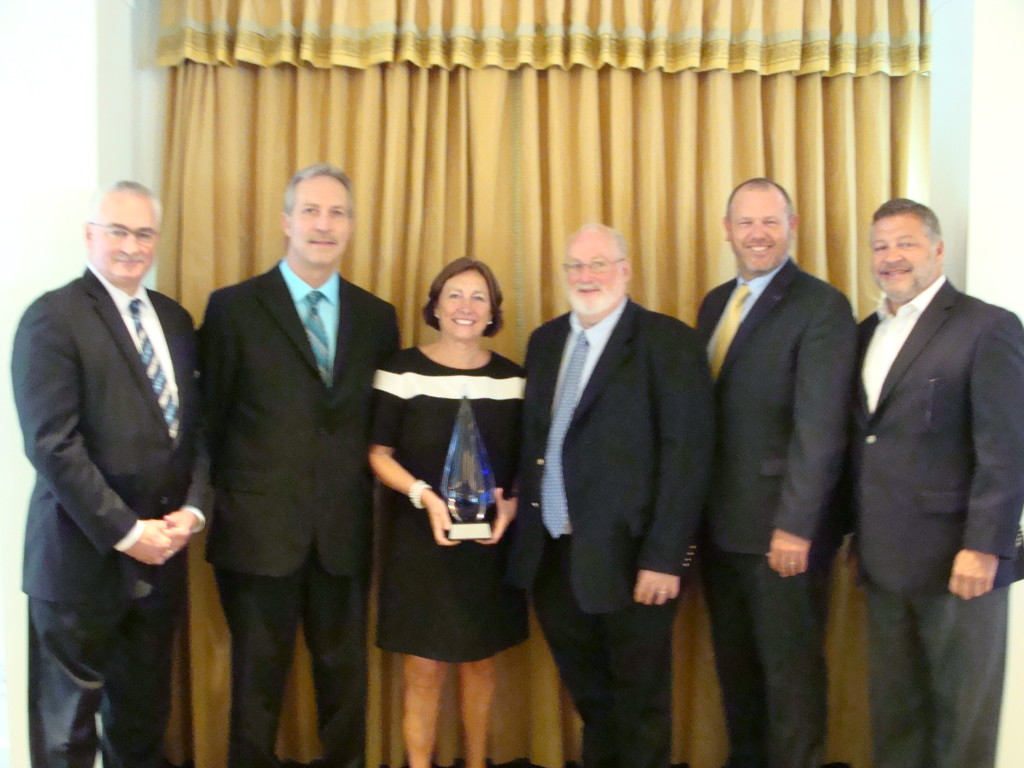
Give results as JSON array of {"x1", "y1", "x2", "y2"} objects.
[{"x1": 408, "y1": 479, "x2": 431, "y2": 509}]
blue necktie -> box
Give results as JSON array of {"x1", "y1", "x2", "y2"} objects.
[
  {"x1": 541, "y1": 331, "x2": 589, "y2": 537},
  {"x1": 129, "y1": 299, "x2": 179, "y2": 439},
  {"x1": 303, "y1": 291, "x2": 332, "y2": 386}
]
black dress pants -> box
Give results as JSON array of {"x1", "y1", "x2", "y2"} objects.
[
  {"x1": 531, "y1": 534, "x2": 678, "y2": 768},
  {"x1": 28, "y1": 580, "x2": 182, "y2": 768},
  {"x1": 702, "y1": 548, "x2": 830, "y2": 768},
  {"x1": 215, "y1": 555, "x2": 368, "y2": 768}
]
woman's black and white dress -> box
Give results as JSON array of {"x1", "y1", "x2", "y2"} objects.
[{"x1": 371, "y1": 347, "x2": 528, "y2": 662}]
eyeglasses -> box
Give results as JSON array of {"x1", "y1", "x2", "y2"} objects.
[
  {"x1": 562, "y1": 258, "x2": 624, "y2": 275},
  {"x1": 89, "y1": 222, "x2": 159, "y2": 246}
]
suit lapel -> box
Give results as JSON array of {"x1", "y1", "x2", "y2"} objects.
[
  {"x1": 332, "y1": 278, "x2": 353, "y2": 390},
  {"x1": 874, "y1": 281, "x2": 958, "y2": 413},
  {"x1": 718, "y1": 259, "x2": 797, "y2": 377},
  {"x1": 152, "y1": 295, "x2": 195, "y2": 426},
  {"x1": 82, "y1": 271, "x2": 167, "y2": 428},
  {"x1": 254, "y1": 268, "x2": 325, "y2": 385},
  {"x1": 534, "y1": 318, "x2": 571, "y2": 427},
  {"x1": 573, "y1": 300, "x2": 638, "y2": 423},
  {"x1": 856, "y1": 314, "x2": 880, "y2": 422},
  {"x1": 699, "y1": 282, "x2": 733, "y2": 345}
]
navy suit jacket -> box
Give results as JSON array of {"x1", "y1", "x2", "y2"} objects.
[
  {"x1": 697, "y1": 260, "x2": 856, "y2": 568},
  {"x1": 12, "y1": 270, "x2": 209, "y2": 603},
  {"x1": 200, "y1": 266, "x2": 399, "y2": 578},
  {"x1": 852, "y1": 281, "x2": 1024, "y2": 594},
  {"x1": 507, "y1": 300, "x2": 715, "y2": 613}
]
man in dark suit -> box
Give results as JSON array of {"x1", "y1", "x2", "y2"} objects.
[
  {"x1": 508, "y1": 223, "x2": 714, "y2": 768},
  {"x1": 12, "y1": 181, "x2": 209, "y2": 768},
  {"x1": 851, "y1": 198, "x2": 1024, "y2": 768},
  {"x1": 696, "y1": 178, "x2": 856, "y2": 768},
  {"x1": 200, "y1": 164, "x2": 399, "y2": 768}
]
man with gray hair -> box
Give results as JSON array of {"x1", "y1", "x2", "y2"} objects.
[
  {"x1": 851, "y1": 198, "x2": 1024, "y2": 768},
  {"x1": 200, "y1": 164, "x2": 398, "y2": 768},
  {"x1": 12, "y1": 181, "x2": 210, "y2": 767},
  {"x1": 509, "y1": 223, "x2": 714, "y2": 768}
]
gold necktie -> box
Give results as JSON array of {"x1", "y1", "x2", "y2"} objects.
[{"x1": 710, "y1": 284, "x2": 750, "y2": 378}]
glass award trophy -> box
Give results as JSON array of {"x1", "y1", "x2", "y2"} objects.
[{"x1": 439, "y1": 396, "x2": 496, "y2": 540}]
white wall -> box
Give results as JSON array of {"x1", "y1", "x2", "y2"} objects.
[
  {"x1": 2, "y1": 0, "x2": 1020, "y2": 765},
  {"x1": 0, "y1": 1, "x2": 165, "y2": 764},
  {"x1": 931, "y1": 1, "x2": 1024, "y2": 765}
]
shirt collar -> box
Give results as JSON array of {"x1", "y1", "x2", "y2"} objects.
[
  {"x1": 278, "y1": 259, "x2": 340, "y2": 307},
  {"x1": 875, "y1": 275, "x2": 947, "y2": 320},
  {"x1": 737, "y1": 256, "x2": 789, "y2": 291},
  {"x1": 87, "y1": 263, "x2": 150, "y2": 313}
]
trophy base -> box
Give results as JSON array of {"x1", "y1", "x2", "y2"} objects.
[{"x1": 447, "y1": 521, "x2": 493, "y2": 541}]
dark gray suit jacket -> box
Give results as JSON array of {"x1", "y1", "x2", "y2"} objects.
[
  {"x1": 852, "y1": 280, "x2": 1024, "y2": 594},
  {"x1": 12, "y1": 270, "x2": 209, "y2": 603},
  {"x1": 199, "y1": 266, "x2": 399, "y2": 578},
  {"x1": 697, "y1": 260, "x2": 856, "y2": 568},
  {"x1": 507, "y1": 300, "x2": 715, "y2": 613}
]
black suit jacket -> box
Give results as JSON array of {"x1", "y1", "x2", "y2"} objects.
[
  {"x1": 852, "y1": 280, "x2": 1024, "y2": 594},
  {"x1": 507, "y1": 300, "x2": 715, "y2": 613},
  {"x1": 697, "y1": 260, "x2": 856, "y2": 567},
  {"x1": 12, "y1": 270, "x2": 209, "y2": 603},
  {"x1": 200, "y1": 266, "x2": 399, "y2": 578}
]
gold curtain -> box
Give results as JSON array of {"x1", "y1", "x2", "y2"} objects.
[
  {"x1": 157, "y1": 0, "x2": 929, "y2": 75},
  {"x1": 156, "y1": 3, "x2": 930, "y2": 767}
]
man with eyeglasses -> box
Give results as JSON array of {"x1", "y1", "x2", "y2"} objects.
[
  {"x1": 508, "y1": 223, "x2": 714, "y2": 768},
  {"x1": 696, "y1": 178, "x2": 856, "y2": 768},
  {"x1": 12, "y1": 180, "x2": 210, "y2": 768}
]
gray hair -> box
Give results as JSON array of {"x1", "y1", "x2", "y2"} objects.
[
  {"x1": 90, "y1": 180, "x2": 162, "y2": 228},
  {"x1": 567, "y1": 223, "x2": 629, "y2": 261},
  {"x1": 872, "y1": 198, "x2": 942, "y2": 242},
  {"x1": 283, "y1": 163, "x2": 355, "y2": 216}
]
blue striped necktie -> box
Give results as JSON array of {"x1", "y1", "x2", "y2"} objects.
[
  {"x1": 541, "y1": 330, "x2": 589, "y2": 537},
  {"x1": 304, "y1": 290, "x2": 332, "y2": 386},
  {"x1": 129, "y1": 299, "x2": 179, "y2": 439}
]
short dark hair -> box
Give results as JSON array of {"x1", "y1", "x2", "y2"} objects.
[
  {"x1": 872, "y1": 198, "x2": 942, "y2": 241},
  {"x1": 283, "y1": 163, "x2": 355, "y2": 216},
  {"x1": 422, "y1": 258, "x2": 504, "y2": 337},
  {"x1": 725, "y1": 177, "x2": 794, "y2": 219}
]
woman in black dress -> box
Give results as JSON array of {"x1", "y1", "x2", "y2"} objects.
[{"x1": 368, "y1": 258, "x2": 527, "y2": 768}]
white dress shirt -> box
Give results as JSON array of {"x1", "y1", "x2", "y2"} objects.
[
  {"x1": 87, "y1": 265, "x2": 204, "y2": 551},
  {"x1": 862, "y1": 275, "x2": 947, "y2": 413}
]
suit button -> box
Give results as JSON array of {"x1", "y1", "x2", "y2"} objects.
[
  {"x1": 865, "y1": 435, "x2": 877, "y2": 444},
  {"x1": 160, "y1": 496, "x2": 169, "y2": 505},
  {"x1": 536, "y1": 458, "x2": 545, "y2": 465},
  {"x1": 532, "y1": 502, "x2": 540, "y2": 508}
]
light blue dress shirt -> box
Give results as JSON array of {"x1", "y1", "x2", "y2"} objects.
[{"x1": 279, "y1": 260, "x2": 340, "y2": 368}]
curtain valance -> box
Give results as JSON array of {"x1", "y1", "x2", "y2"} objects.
[{"x1": 157, "y1": 0, "x2": 930, "y2": 76}]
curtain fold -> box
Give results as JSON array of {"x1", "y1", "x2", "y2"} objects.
[
  {"x1": 159, "y1": 57, "x2": 926, "y2": 767},
  {"x1": 155, "y1": 2, "x2": 931, "y2": 766},
  {"x1": 157, "y1": 0, "x2": 929, "y2": 75}
]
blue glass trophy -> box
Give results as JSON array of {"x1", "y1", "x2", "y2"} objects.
[{"x1": 440, "y1": 396, "x2": 496, "y2": 540}]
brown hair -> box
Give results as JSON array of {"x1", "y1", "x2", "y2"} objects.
[
  {"x1": 422, "y1": 258, "x2": 504, "y2": 337},
  {"x1": 872, "y1": 198, "x2": 942, "y2": 242}
]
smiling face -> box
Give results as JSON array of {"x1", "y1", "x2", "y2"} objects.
[
  {"x1": 281, "y1": 174, "x2": 353, "y2": 285},
  {"x1": 565, "y1": 229, "x2": 631, "y2": 328},
  {"x1": 85, "y1": 191, "x2": 158, "y2": 294},
  {"x1": 435, "y1": 269, "x2": 493, "y2": 343},
  {"x1": 870, "y1": 213, "x2": 945, "y2": 311},
  {"x1": 724, "y1": 185, "x2": 798, "y2": 281}
]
